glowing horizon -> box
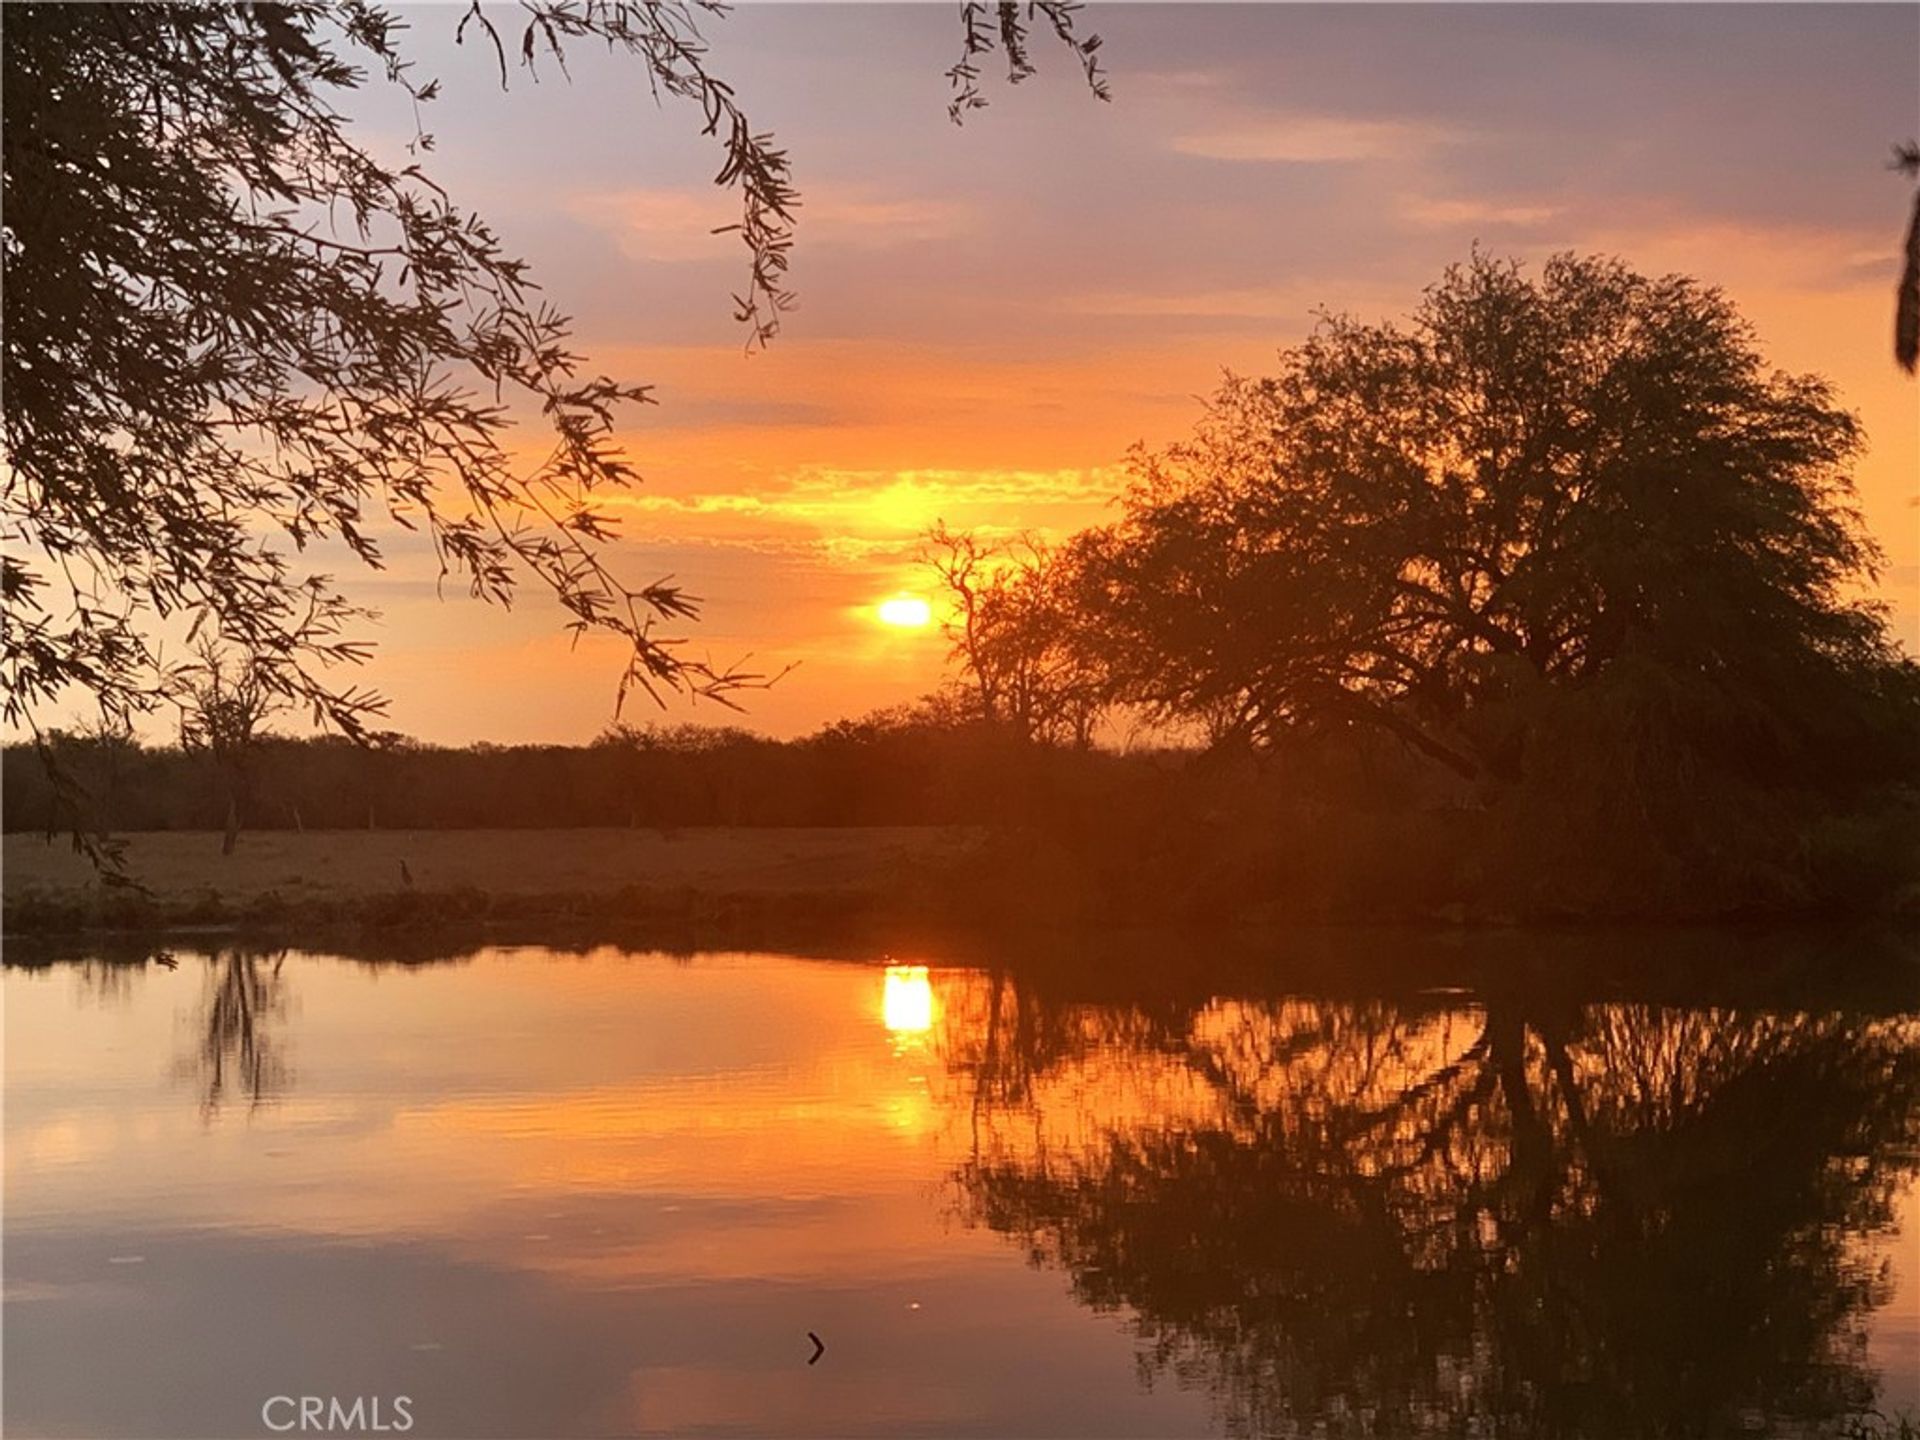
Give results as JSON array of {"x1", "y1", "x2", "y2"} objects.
[{"x1": 17, "y1": 4, "x2": 1915, "y2": 747}]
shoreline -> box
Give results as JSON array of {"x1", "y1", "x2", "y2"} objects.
[
  {"x1": 1, "y1": 826, "x2": 973, "y2": 940},
  {"x1": 5, "y1": 826, "x2": 1915, "y2": 948},
  {"x1": 7, "y1": 905, "x2": 1918, "y2": 1023}
]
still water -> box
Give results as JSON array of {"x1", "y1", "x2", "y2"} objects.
[{"x1": 5, "y1": 942, "x2": 1918, "y2": 1438}]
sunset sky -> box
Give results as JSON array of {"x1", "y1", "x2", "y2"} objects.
[{"x1": 286, "y1": 3, "x2": 1920, "y2": 743}]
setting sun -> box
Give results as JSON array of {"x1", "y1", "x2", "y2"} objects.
[{"x1": 876, "y1": 595, "x2": 933, "y2": 630}]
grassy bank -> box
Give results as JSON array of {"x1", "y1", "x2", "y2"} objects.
[
  {"x1": 7, "y1": 802, "x2": 1917, "y2": 951},
  {"x1": 14, "y1": 724, "x2": 1918, "y2": 926},
  {"x1": 1, "y1": 827, "x2": 984, "y2": 945}
]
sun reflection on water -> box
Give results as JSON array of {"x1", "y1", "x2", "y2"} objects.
[{"x1": 882, "y1": 965, "x2": 935, "y2": 1036}]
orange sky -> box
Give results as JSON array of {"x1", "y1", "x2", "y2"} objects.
[{"x1": 55, "y1": 4, "x2": 1920, "y2": 744}]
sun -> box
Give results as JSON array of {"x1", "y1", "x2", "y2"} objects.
[{"x1": 875, "y1": 595, "x2": 933, "y2": 629}]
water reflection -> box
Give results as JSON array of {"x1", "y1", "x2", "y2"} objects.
[
  {"x1": 5, "y1": 944, "x2": 1916, "y2": 1437},
  {"x1": 937, "y1": 972, "x2": 1920, "y2": 1436},
  {"x1": 181, "y1": 949, "x2": 290, "y2": 1114}
]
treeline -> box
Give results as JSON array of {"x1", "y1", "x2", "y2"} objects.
[
  {"x1": 12, "y1": 701, "x2": 1916, "y2": 922},
  {"x1": 3, "y1": 715, "x2": 1173, "y2": 835}
]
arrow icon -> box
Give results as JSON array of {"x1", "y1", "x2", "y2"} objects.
[{"x1": 807, "y1": 1331, "x2": 826, "y2": 1366}]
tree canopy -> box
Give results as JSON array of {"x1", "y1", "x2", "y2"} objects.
[
  {"x1": 921, "y1": 521, "x2": 1106, "y2": 747},
  {"x1": 1075, "y1": 253, "x2": 1915, "y2": 791}
]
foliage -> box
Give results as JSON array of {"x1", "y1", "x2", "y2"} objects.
[
  {"x1": 921, "y1": 521, "x2": 1107, "y2": 746},
  {"x1": 1079, "y1": 254, "x2": 1917, "y2": 799},
  {"x1": 168, "y1": 639, "x2": 285, "y2": 854},
  {"x1": 12, "y1": 707, "x2": 1915, "y2": 920},
  {"x1": 946, "y1": 0, "x2": 1109, "y2": 123}
]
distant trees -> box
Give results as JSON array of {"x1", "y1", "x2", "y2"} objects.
[
  {"x1": 169, "y1": 642, "x2": 284, "y2": 855},
  {"x1": 0, "y1": 714, "x2": 1147, "y2": 839},
  {"x1": 921, "y1": 522, "x2": 1107, "y2": 746},
  {"x1": 1074, "y1": 254, "x2": 1916, "y2": 798}
]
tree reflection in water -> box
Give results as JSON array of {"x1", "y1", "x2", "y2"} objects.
[
  {"x1": 178, "y1": 949, "x2": 289, "y2": 1114},
  {"x1": 939, "y1": 972, "x2": 1920, "y2": 1437}
]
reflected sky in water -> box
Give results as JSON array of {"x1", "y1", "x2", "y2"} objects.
[{"x1": 5, "y1": 946, "x2": 1917, "y2": 1437}]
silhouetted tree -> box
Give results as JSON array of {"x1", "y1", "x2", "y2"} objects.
[
  {"x1": 169, "y1": 640, "x2": 284, "y2": 855},
  {"x1": 1081, "y1": 254, "x2": 1917, "y2": 797},
  {"x1": 31, "y1": 712, "x2": 142, "y2": 848},
  {"x1": 922, "y1": 522, "x2": 1107, "y2": 745}
]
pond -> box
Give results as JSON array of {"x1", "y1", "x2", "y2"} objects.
[{"x1": 6, "y1": 938, "x2": 1918, "y2": 1437}]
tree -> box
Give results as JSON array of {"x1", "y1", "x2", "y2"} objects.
[
  {"x1": 922, "y1": 521, "x2": 1106, "y2": 746},
  {"x1": 169, "y1": 639, "x2": 284, "y2": 854},
  {"x1": 1, "y1": 2, "x2": 1107, "y2": 797},
  {"x1": 1081, "y1": 253, "x2": 1916, "y2": 793}
]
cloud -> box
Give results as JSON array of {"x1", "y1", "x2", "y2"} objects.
[
  {"x1": 1400, "y1": 196, "x2": 1565, "y2": 230},
  {"x1": 1128, "y1": 67, "x2": 1234, "y2": 95},
  {"x1": 608, "y1": 466, "x2": 1122, "y2": 540},
  {"x1": 1171, "y1": 114, "x2": 1452, "y2": 164},
  {"x1": 1568, "y1": 213, "x2": 1900, "y2": 296},
  {"x1": 568, "y1": 189, "x2": 737, "y2": 262},
  {"x1": 1060, "y1": 285, "x2": 1324, "y2": 320},
  {"x1": 572, "y1": 185, "x2": 974, "y2": 264},
  {"x1": 798, "y1": 191, "x2": 975, "y2": 246},
  {"x1": 637, "y1": 397, "x2": 846, "y2": 433},
  {"x1": 588, "y1": 466, "x2": 1127, "y2": 585}
]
